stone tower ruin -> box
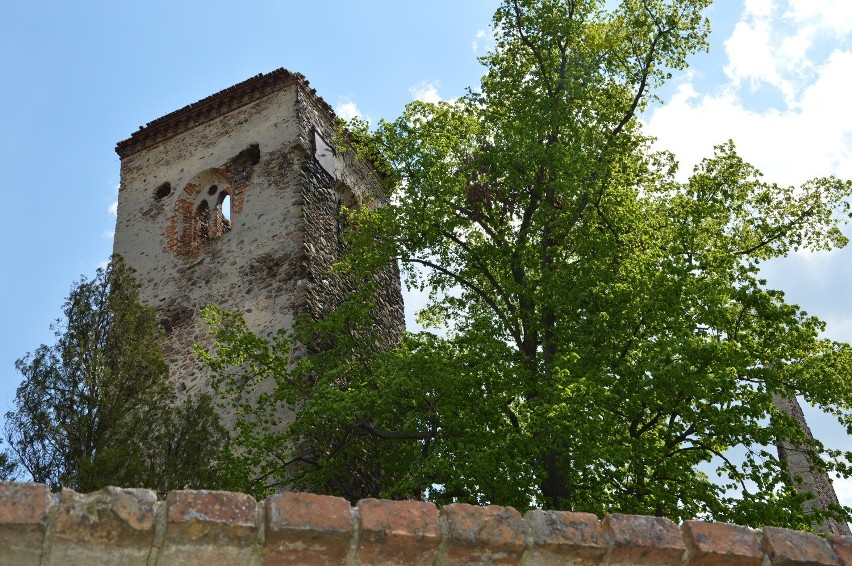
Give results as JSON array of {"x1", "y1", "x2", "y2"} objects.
[{"x1": 114, "y1": 69, "x2": 404, "y2": 399}]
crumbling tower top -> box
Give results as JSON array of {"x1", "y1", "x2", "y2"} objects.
[{"x1": 116, "y1": 69, "x2": 336, "y2": 158}]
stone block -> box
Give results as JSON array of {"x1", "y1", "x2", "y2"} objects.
[
  {"x1": 524, "y1": 510, "x2": 607, "y2": 565},
  {"x1": 762, "y1": 526, "x2": 838, "y2": 566},
  {"x1": 159, "y1": 489, "x2": 258, "y2": 565},
  {"x1": 439, "y1": 503, "x2": 527, "y2": 565},
  {"x1": 0, "y1": 482, "x2": 55, "y2": 566},
  {"x1": 263, "y1": 491, "x2": 352, "y2": 565},
  {"x1": 682, "y1": 520, "x2": 764, "y2": 566},
  {"x1": 356, "y1": 498, "x2": 441, "y2": 566},
  {"x1": 602, "y1": 513, "x2": 686, "y2": 565},
  {"x1": 828, "y1": 535, "x2": 852, "y2": 566},
  {"x1": 51, "y1": 486, "x2": 157, "y2": 566}
]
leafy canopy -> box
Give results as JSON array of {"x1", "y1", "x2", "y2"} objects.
[
  {"x1": 203, "y1": 0, "x2": 852, "y2": 529},
  {"x1": 5, "y1": 256, "x2": 231, "y2": 495}
]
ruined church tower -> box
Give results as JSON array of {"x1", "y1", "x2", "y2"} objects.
[{"x1": 114, "y1": 69, "x2": 404, "y2": 397}]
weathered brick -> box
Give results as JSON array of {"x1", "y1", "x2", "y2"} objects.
[
  {"x1": 828, "y1": 535, "x2": 852, "y2": 566},
  {"x1": 0, "y1": 482, "x2": 55, "y2": 566},
  {"x1": 682, "y1": 520, "x2": 764, "y2": 566},
  {"x1": 51, "y1": 486, "x2": 157, "y2": 566},
  {"x1": 762, "y1": 526, "x2": 838, "y2": 566},
  {"x1": 184, "y1": 182, "x2": 201, "y2": 197},
  {"x1": 602, "y1": 513, "x2": 686, "y2": 565},
  {"x1": 439, "y1": 503, "x2": 527, "y2": 565},
  {"x1": 356, "y1": 498, "x2": 441, "y2": 566},
  {"x1": 524, "y1": 510, "x2": 607, "y2": 565},
  {"x1": 263, "y1": 492, "x2": 352, "y2": 565},
  {"x1": 159, "y1": 489, "x2": 258, "y2": 565}
]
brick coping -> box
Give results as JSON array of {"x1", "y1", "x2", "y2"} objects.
[
  {"x1": 1, "y1": 481, "x2": 850, "y2": 565},
  {"x1": 115, "y1": 68, "x2": 336, "y2": 159}
]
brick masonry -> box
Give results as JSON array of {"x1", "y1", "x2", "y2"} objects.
[{"x1": 3, "y1": 482, "x2": 852, "y2": 565}]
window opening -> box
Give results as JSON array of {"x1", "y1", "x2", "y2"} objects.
[
  {"x1": 218, "y1": 192, "x2": 232, "y2": 234},
  {"x1": 154, "y1": 182, "x2": 172, "y2": 200},
  {"x1": 313, "y1": 130, "x2": 337, "y2": 177}
]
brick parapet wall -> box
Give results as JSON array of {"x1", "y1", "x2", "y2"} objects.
[{"x1": 1, "y1": 482, "x2": 850, "y2": 565}]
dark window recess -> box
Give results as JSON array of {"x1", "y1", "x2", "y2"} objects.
[
  {"x1": 154, "y1": 182, "x2": 172, "y2": 200},
  {"x1": 230, "y1": 144, "x2": 260, "y2": 168},
  {"x1": 208, "y1": 185, "x2": 218, "y2": 196},
  {"x1": 313, "y1": 130, "x2": 337, "y2": 177},
  {"x1": 160, "y1": 307, "x2": 194, "y2": 334},
  {"x1": 228, "y1": 144, "x2": 261, "y2": 185}
]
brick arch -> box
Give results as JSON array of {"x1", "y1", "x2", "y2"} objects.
[{"x1": 166, "y1": 169, "x2": 234, "y2": 255}]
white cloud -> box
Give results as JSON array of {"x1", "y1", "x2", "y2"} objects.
[
  {"x1": 108, "y1": 200, "x2": 117, "y2": 217},
  {"x1": 723, "y1": 11, "x2": 797, "y2": 104},
  {"x1": 786, "y1": 0, "x2": 852, "y2": 37},
  {"x1": 472, "y1": 29, "x2": 487, "y2": 52},
  {"x1": 102, "y1": 230, "x2": 114, "y2": 239},
  {"x1": 409, "y1": 81, "x2": 443, "y2": 104},
  {"x1": 833, "y1": 476, "x2": 852, "y2": 508},
  {"x1": 744, "y1": 0, "x2": 776, "y2": 19},
  {"x1": 336, "y1": 99, "x2": 362, "y2": 121},
  {"x1": 646, "y1": 1, "x2": 852, "y2": 186}
]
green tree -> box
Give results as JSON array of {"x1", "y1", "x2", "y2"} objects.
[
  {"x1": 5, "y1": 256, "x2": 231, "y2": 494},
  {"x1": 203, "y1": 0, "x2": 852, "y2": 529},
  {"x1": 0, "y1": 441, "x2": 17, "y2": 481}
]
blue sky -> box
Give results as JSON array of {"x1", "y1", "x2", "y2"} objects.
[{"x1": 2, "y1": 1, "x2": 852, "y2": 499}]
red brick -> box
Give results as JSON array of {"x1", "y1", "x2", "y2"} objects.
[
  {"x1": 52, "y1": 486, "x2": 157, "y2": 565},
  {"x1": 828, "y1": 535, "x2": 852, "y2": 566},
  {"x1": 524, "y1": 510, "x2": 606, "y2": 565},
  {"x1": 263, "y1": 492, "x2": 352, "y2": 565},
  {"x1": 602, "y1": 513, "x2": 686, "y2": 565},
  {"x1": 356, "y1": 498, "x2": 440, "y2": 566},
  {"x1": 682, "y1": 520, "x2": 764, "y2": 566},
  {"x1": 439, "y1": 503, "x2": 527, "y2": 565},
  {"x1": 160, "y1": 489, "x2": 258, "y2": 565},
  {"x1": 0, "y1": 482, "x2": 55, "y2": 566},
  {"x1": 762, "y1": 526, "x2": 838, "y2": 566}
]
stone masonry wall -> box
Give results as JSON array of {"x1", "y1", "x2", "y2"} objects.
[
  {"x1": 2, "y1": 482, "x2": 852, "y2": 565},
  {"x1": 115, "y1": 83, "x2": 307, "y2": 400},
  {"x1": 295, "y1": 87, "x2": 404, "y2": 346},
  {"x1": 114, "y1": 70, "x2": 403, "y2": 421}
]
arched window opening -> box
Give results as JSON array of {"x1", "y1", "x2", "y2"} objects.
[
  {"x1": 221, "y1": 193, "x2": 231, "y2": 225},
  {"x1": 213, "y1": 192, "x2": 232, "y2": 238},
  {"x1": 195, "y1": 201, "x2": 210, "y2": 245},
  {"x1": 174, "y1": 166, "x2": 241, "y2": 254}
]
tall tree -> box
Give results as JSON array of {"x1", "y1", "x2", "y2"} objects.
[
  {"x1": 0, "y1": 442, "x2": 17, "y2": 481},
  {"x1": 203, "y1": 0, "x2": 852, "y2": 529},
  {"x1": 5, "y1": 256, "x2": 231, "y2": 494}
]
